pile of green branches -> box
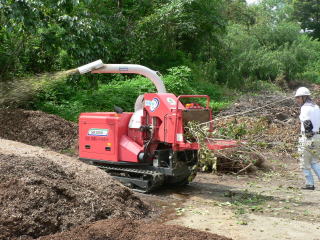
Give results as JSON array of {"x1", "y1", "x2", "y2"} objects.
[{"x1": 185, "y1": 121, "x2": 265, "y2": 174}]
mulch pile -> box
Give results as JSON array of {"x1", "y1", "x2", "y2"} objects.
[
  {"x1": 0, "y1": 109, "x2": 77, "y2": 152},
  {"x1": 0, "y1": 139, "x2": 232, "y2": 240},
  {"x1": 0, "y1": 140, "x2": 150, "y2": 240},
  {"x1": 37, "y1": 219, "x2": 232, "y2": 240}
]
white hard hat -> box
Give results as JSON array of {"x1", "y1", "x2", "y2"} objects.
[{"x1": 295, "y1": 87, "x2": 311, "y2": 97}]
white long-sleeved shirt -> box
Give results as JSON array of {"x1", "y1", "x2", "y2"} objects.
[{"x1": 299, "y1": 102, "x2": 320, "y2": 133}]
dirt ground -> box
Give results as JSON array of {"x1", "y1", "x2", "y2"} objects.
[
  {"x1": 37, "y1": 218, "x2": 232, "y2": 240},
  {"x1": 139, "y1": 157, "x2": 320, "y2": 240}
]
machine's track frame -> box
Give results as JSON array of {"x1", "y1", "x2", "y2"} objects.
[
  {"x1": 92, "y1": 164, "x2": 165, "y2": 193},
  {"x1": 79, "y1": 149, "x2": 196, "y2": 193}
]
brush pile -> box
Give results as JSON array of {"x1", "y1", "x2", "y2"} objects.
[{"x1": 187, "y1": 92, "x2": 302, "y2": 174}]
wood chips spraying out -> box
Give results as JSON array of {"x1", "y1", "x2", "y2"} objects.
[{"x1": 0, "y1": 69, "x2": 78, "y2": 107}]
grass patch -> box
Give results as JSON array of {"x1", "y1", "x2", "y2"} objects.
[{"x1": 220, "y1": 189, "x2": 274, "y2": 219}]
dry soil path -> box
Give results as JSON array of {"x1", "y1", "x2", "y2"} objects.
[{"x1": 142, "y1": 165, "x2": 320, "y2": 240}]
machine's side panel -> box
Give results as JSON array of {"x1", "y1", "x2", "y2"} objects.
[{"x1": 79, "y1": 113, "x2": 118, "y2": 162}]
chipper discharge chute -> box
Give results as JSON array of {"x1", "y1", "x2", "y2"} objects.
[{"x1": 77, "y1": 60, "x2": 238, "y2": 192}]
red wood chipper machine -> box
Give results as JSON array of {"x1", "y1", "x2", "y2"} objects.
[{"x1": 77, "y1": 60, "x2": 237, "y2": 192}]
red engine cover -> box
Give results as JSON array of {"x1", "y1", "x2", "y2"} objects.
[{"x1": 79, "y1": 112, "x2": 143, "y2": 163}]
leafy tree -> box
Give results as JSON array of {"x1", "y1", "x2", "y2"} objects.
[
  {"x1": 224, "y1": 0, "x2": 256, "y2": 28},
  {"x1": 218, "y1": 0, "x2": 320, "y2": 87},
  {"x1": 293, "y1": 0, "x2": 320, "y2": 39},
  {"x1": 0, "y1": 0, "x2": 123, "y2": 80},
  {"x1": 130, "y1": 0, "x2": 226, "y2": 72},
  {"x1": 258, "y1": 0, "x2": 294, "y2": 23}
]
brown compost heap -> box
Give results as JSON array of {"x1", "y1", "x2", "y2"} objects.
[
  {"x1": 0, "y1": 139, "x2": 150, "y2": 240},
  {"x1": 0, "y1": 109, "x2": 78, "y2": 152}
]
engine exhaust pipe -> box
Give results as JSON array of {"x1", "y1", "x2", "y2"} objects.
[{"x1": 77, "y1": 59, "x2": 104, "y2": 74}]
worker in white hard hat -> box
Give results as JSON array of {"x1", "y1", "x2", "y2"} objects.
[{"x1": 295, "y1": 87, "x2": 320, "y2": 190}]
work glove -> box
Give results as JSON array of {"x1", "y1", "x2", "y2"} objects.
[{"x1": 304, "y1": 120, "x2": 314, "y2": 139}]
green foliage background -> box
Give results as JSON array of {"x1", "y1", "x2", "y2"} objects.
[
  {"x1": 1, "y1": 0, "x2": 320, "y2": 120},
  {"x1": 32, "y1": 66, "x2": 226, "y2": 121}
]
